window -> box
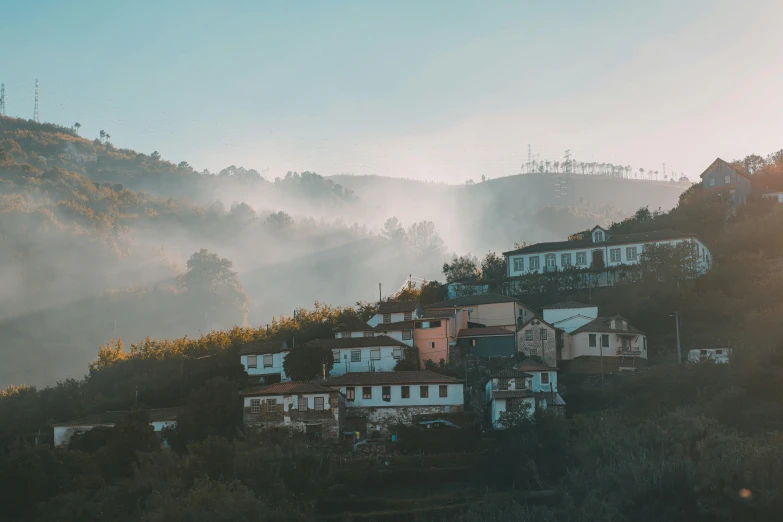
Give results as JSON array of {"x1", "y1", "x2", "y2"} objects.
[
  {"x1": 561, "y1": 253, "x2": 572, "y2": 267},
  {"x1": 363, "y1": 331, "x2": 374, "y2": 337},
  {"x1": 332, "y1": 350, "x2": 341, "y2": 363},
  {"x1": 525, "y1": 330, "x2": 533, "y2": 341},
  {"x1": 576, "y1": 251, "x2": 587, "y2": 265},
  {"x1": 530, "y1": 347, "x2": 538, "y2": 355},
  {"x1": 266, "y1": 400, "x2": 277, "y2": 413},
  {"x1": 709, "y1": 177, "x2": 716, "y2": 187},
  {"x1": 529, "y1": 256, "x2": 540, "y2": 270},
  {"x1": 601, "y1": 334, "x2": 610, "y2": 348},
  {"x1": 541, "y1": 373, "x2": 550, "y2": 385},
  {"x1": 430, "y1": 342, "x2": 436, "y2": 349},
  {"x1": 626, "y1": 246, "x2": 637, "y2": 261},
  {"x1": 610, "y1": 248, "x2": 621, "y2": 262},
  {"x1": 402, "y1": 330, "x2": 412, "y2": 340},
  {"x1": 401, "y1": 386, "x2": 410, "y2": 398},
  {"x1": 250, "y1": 399, "x2": 260, "y2": 414},
  {"x1": 420, "y1": 386, "x2": 429, "y2": 398},
  {"x1": 439, "y1": 385, "x2": 448, "y2": 397},
  {"x1": 404, "y1": 311, "x2": 412, "y2": 321},
  {"x1": 351, "y1": 349, "x2": 361, "y2": 362},
  {"x1": 700, "y1": 349, "x2": 707, "y2": 355},
  {"x1": 363, "y1": 387, "x2": 372, "y2": 399},
  {"x1": 594, "y1": 230, "x2": 604, "y2": 242},
  {"x1": 370, "y1": 348, "x2": 381, "y2": 360},
  {"x1": 393, "y1": 347, "x2": 403, "y2": 360},
  {"x1": 716, "y1": 349, "x2": 723, "y2": 355},
  {"x1": 540, "y1": 329, "x2": 547, "y2": 340},
  {"x1": 382, "y1": 386, "x2": 391, "y2": 402},
  {"x1": 498, "y1": 379, "x2": 508, "y2": 390},
  {"x1": 643, "y1": 337, "x2": 647, "y2": 351},
  {"x1": 341, "y1": 332, "x2": 350, "y2": 338},
  {"x1": 589, "y1": 334, "x2": 597, "y2": 347},
  {"x1": 298, "y1": 396, "x2": 308, "y2": 411},
  {"x1": 513, "y1": 257, "x2": 524, "y2": 271},
  {"x1": 725, "y1": 174, "x2": 731, "y2": 184},
  {"x1": 416, "y1": 320, "x2": 441, "y2": 329},
  {"x1": 383, "y1": 313, "x2": 391, "y2": 323},
  {"x1": 263, "y1": 354, "x2": 273, "y2": 368},
  {"x1": 345, "y1": 387, "x2": 355, "y2": 401},
  {"x1": 247, "y1": 355, "x2": 257, "y2": 368},
  {"x1": 514, "y1": 378, "x2": 523, "y2": 389},
  {"x1": 314, "y1": 397, "x2": 325, "y2": 410}
]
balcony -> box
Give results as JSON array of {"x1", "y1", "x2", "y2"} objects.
[{"x1": 617, "y1": 348, "x2": 642, "y2": 356}]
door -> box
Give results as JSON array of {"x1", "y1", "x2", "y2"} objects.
[
  {"x1": 592, "y1": 250, "x2": 604, "y2": 269},
  {"x1": 545, "y1": 254, "x2": 556, "y2": 273}
]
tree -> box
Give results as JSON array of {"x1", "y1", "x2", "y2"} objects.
[
  {"x1": 442, "y1": 254, "x2": 478, "y2": 282},
  {"x1": 74, "y1": 122, "x2": 81, "y2": 135},
  {"x1": 266, "y1": 211, "x2": 294, "y2": 230},
  {"x1": 481, "y1": 175, "x2": 486, "y2": 182},
  {"x1": 393, "y1": 358, "x2": 418, "y2": 371},
  {"x1": 380, "y1": 217, "x2": 406, "y2": 242},
  {"x1": 638, "y1": 241, "x2": 701, "y2": 283},
  {"x1": 282, "y1": 346, "x2": 334, "y2": 381},
  {"x1": 104, "y1": 133, "x2": 111, "y2": 144},
  {"x1": 177, "y1": 249, "x2": 249, "y2": 324},
  {"x1": 406, "y1": 221, "x2": 445, "y2": 258},
  {"x1": 99, "y1": 130, "x2": 106, "y2": 142},
  {"x1": 480, "y1": 251, "x2": 506, "y2": 280},
  {"x1": 178, "y1": 160, "x2": 191, "y2": 169},
  {"x1": 151, "y1": 150, "x2": 161, "y2": 160}
]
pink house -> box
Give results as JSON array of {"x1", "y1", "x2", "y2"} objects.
[{"x1": 414, "y1": 309, "x2": 468, "y2": 366}]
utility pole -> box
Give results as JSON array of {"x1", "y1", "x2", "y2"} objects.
[
  {"x1": 674, "y1": 311, "x2": 682, "y2": 364},
  {"x1": 33, "y1": 79, "x2": 39, "y2": 122},
  {"x1": 564, "y1": 149, "x2": 572, "y2": 173},
  {"x1": 378, "y1": 283, "x2": 382, "y2": 303}
]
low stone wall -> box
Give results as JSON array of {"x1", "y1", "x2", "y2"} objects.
[{"x1": 349, "y1": 405, "x2": 464, "y2": 435}]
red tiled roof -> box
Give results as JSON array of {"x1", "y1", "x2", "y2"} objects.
[
  {"x1": 494, "y1": 390, "x2": 533, "y2": 399},
  {"x1": 304, "y1": 335, "x2": 409, "y2": 349},
  {"x1": 334, "y1": 323, "x2": 374, "y2": 332},
  {"x1": 419, "y1": 309, "x2": 457, "y2": 319},
  {"x1": 491, "y1": 368, "x2": 533, "y2": 378},
  {"x1": 242, "y1": 381, "x2": 331, "y2": 396},
  {"x1": 457, "y1": 327, "x2": 514, "y2": 337},
  {"x1": 377, "y1": 301, "x2": 420, "y2": 314},
  {"x1": 326, "y1": 371, "x2": 462, "y2": 386},
  {"x1": 516, "y1": 359, "x2": 557, "y2": 372}
]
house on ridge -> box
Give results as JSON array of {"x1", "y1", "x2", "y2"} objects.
[
  {"x1": 699, "y1": 157, "x2": 752, "y2": 205},
  {"x1": 367, "y1": 300, "x2": 423, "y2": 327},
  {"x1": 304, "y1": 335, "x2": 409, "y2": 375},
  {"x1": 240, "y1": 341, "x2": 289, "y2": 383}
]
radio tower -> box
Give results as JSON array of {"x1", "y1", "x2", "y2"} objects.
[
  {"x1": 33, "y1": 79, "x2": 40, "y2": 122},
  {"x1": 0, "y1": 83, "x2": 6, "y2": 117},
  {"x1": 563, "y1": 149, "x2": 572, "y2": 173}
]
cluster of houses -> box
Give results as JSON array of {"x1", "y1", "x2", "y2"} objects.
[{"x1": 53, "y1": 216, "x2": 720, "y2": 445}]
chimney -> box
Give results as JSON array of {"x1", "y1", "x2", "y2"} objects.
[{"x1": 610, "y1": 319, "x2": 616, "y2": 330}]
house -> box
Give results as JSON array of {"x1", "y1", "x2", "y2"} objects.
[
  {"x1": 242, "y1": 381, "x2": 343, "y2": 440},
  {"x1": 517, "y1": 359, "x2": 565, "y2": 416},
  {"x1": 414, "y1": 308, "x2": 468, "y2": 366},
  {"x1": 424, "y1": 293, "x2": 535, "y2": 331},
  {"x1": 516, "y1": 316, "x2": 559, "y2": 366},
  {"x1": 304, "y1": 335, "x2": 410, "y2": 375},
  {"x1": 503, "y1": 227, "x2": 712, "y2": 277},
  {"x1": 457, "y1": 327, "x2": 516, "y2": 358},
  {"x1": 542, "y1": 300, "x2": 598, "y2": 333},
  {"x1": 333, "y1": 322, "x2": 376, "y2": 339},
  {"x1": 373, "y1": 320, "x2": 415, "y2": 346},
  {"x1": 564, "y1": 315, "x2": 648, "y2": 373},
  {"x1": 52, "y1": 407, "x2": 182, "y2": 448},
  {"x1": 762, "y1": 191, "x2": 783, "y2": 204},
  {"x1": 326, "y1": 371, "x2": 464, "y2": 436},
  {"x1": 699, "y1": 158, "x2": 752, "y2": 204},
  {"x1": 366, "y1": 300, "x2": 423, "y2": 327},
  {"x1": 484, "y1": 369, "x2": 534, "y2": 429},
  {"x1": 688, "y1": 348, "x2": 730, "y2": 364},
  {"x1": 240, "y1": 341, "x2": 289, "y2": 383}
]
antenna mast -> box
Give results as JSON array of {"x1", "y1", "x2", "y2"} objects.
[
  {"x1": 0, "y1": 83, "x2": 5, "y2": 116},
  {"x1": 563, "y1": 149, "x2": 572, "y2": 174},
  {"x1": 33, "y1": 79, "x2": 40, "y2": 122}
]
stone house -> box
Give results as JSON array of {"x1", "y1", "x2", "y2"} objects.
[
  {"x1": 516, "y1": 316, "x2": 558, "y2": 366},
  {"x1": 242, "y1": 381, "x2": 344, "y2": 440},
  {"x1": 325, "y1": 371, "x2": 464, "y2": 437}
]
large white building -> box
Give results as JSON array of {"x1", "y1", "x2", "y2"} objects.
[
  {"x1": 304, "y1": 335, "x2": 410, "y2": 375},
  {"x1": 503, "y1": 226, "x2": 712, "y2": 277}
]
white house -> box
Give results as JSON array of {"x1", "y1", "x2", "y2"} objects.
[
  {"x1": 688, "y1": 348, "x2": 731, "y2": 364},
  {"x1": 240, "y1": 341, "x2": 289, "y2": 383},
  {"x1": 326, "y1": 371, "x2": 464, "y2": 435},
  {"x1": 516, "y1": 359, "x2": 565, "y2": 415},
  {"x1": 373, "y1": 320, "x2": 415, "y2": 346},
  {"x1": 52, "y1": 407, "x2": 182, "y2": 448},
  {"x1": 504, "y1": 226, "x2": 712, "y2": 277},
  {"x1": 366, "y1": 301, "x2": 423, "y2": 327},
  {"x1": 484, "y1": 369, "x2": 535, "y2": 429},
  {"x1": 424, "y1": 293, "x2": 536, "y2": 331},
  {"x1": 242, "y1": 381, "x2": 343, "y2": 440},
  {"x1": 304, "y1": 335, "x2": 410, "y2": 375},
  {"x1": 333, "y1": 323, "x2": 376, "y2": 339},
  {"x1": 542, "y1": 300, "x2": 598, "y2": 333},
  {"x1": 565, "y1": 315, "x2": 648, "y2": 372}
]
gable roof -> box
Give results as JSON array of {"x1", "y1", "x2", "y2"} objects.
[
  {"x1": 457, "y1": 327, "x2": 514, "y2": 338},
  {"x1": 239, "y1": 341, "x2": 288, "y2": 356},
  {"x1": 334, "y1": 323, "x2": 374, "y2": 332},
  {"x1": 491, "y1": 368, "x2": 533, "y2": 378},
  {"x1": 502, "y1": 229, "x2": 696, "y2": 256},
  {"x1": 519, "y1": 315, "x2": 556, "y2": 330},
  {"x1": 699, "y1": 158, "x2": 751, "y2": 180},
  {"x1": 571, "y1": 315, "x2": 644, "y2": 335},
  {"x1": 543, "y1": 300, "x2": 593, "y2": 310},
  {"x1": 377, "y1": 301, "x2": 419, "y2": 314},
  {"x1": 516, "y1": 359, "x2": 557, "y2": 372},
  {"x1": 425, "y1": 293, "x2": 521, "y2": 308},
  {"x1": 53, "y1": 407, "x2": 183, "y2": 427},
  {"x1": 374, "y1": 320, "x2": 415, "y2": 332},
  {"x1": 242, "y1": 381, "x2": 331, "y2": 396},
  {"x1": 326, "y1": 371, "x2": 462, "y2": 386},
  {"x1": 419, "y1": 309, "x2": 458, "y2": 319},
  {"x1": 304, "y1": 334, "x2": 409, "y2": 349},
  {"x1": 493, "y1": 390, "x2": 534, "y2": 399}
]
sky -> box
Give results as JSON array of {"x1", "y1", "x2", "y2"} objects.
[{"x1": 2, "y1": 0, "x2": 782, "y2": 182}]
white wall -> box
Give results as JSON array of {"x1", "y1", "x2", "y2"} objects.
[
  {"x1": 568, "y1": 332, "x2": 648, "y2": 360},
  {"x1": 543, "y1": 307, "x2": 598, "y2": 333},
  {"x1": 339, "y1": 383, "x2": 463, "y2": 408},
  {"x1": 370, "y1": 329, "x2": 414, "y2": 346},
  {"x1": 528, "y1": 371, "x2": 557, "y2": 393},
  {"x1": 243, "y1": 392, "x2": 333, "y2": 414},
  {"x1": 241, "y1": 352, "x2": 288, "y2": 381},
  {"x1": 507, "y1": 238, "x2": 712, "y2": 276},
  {"x1": 366, "y1": 309, "x2": 420, "y2": 327},
  {"x1": 335, "y1": 331, "x2": 374, "y2": 339},
  {"x1": 330, "y1": 346, "x2": 401, "y2": 375}
]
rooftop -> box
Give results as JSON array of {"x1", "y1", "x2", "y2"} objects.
[
  {"x1": 457, "y1": 327, "x2": 514, "y2": 337},
  {"x1": 326, "y1": 371, "x2": 463, "y2": 386},
  {"x1": 516, "y1": 359, "x2": 558, "y2": 372},
  {"x1": 543, "y1": 300, "x2": 594, "y2": 310},
  {"x1": 377, "y1": 301, "x2": 420, "y2": 314},
  {"x1": 503, "y1": 229, "x2": 696, "y2": 256},
  {"x1": 334, "y1": 323, "x2": 374, "y2": 332},
  {"x1": 491, "y1": 368, "x2": 534, "y2": 378},
  {"x1": 571, "y1": 315, "x2": 644, "y2": 335},
  {"x1": 242, "y1": 381, "x2": 331, "y2": 396},
  {"x1": 53, "y1": 407, "x2": 183, "y2": 427},
  {"x1": 304, "y1": 334, "x2": 409, "y2": 349},
  {"x1": 425, "y1": 293, "x2": 521, "y2": 308},
  {"x1": 418, "y1": 309, "x2": 458, "y2": 319},
  {"x1": 374, "y1": 320, "x2": 415, "y2": 331},
  {"x1": 493, "y1": 390, "x2": 534, "y2": 399},
  {"x1": 239, "y1": 341, "x2": 289, "y2": 356},
  {"x1": 699, "y1": 158, "x2": 751, "y2": 180}
]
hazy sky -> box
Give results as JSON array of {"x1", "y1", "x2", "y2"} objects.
[{"x1": 2, "y1": 0, "x2": 781, "y2": 182}]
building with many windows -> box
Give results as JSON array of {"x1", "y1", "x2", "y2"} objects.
[
  {"x1": 304, "y1": 335, "x2": 409, "y2": 375},
  {"x1": 240, "y1": 341, "x2": 290, "y2": 383}
]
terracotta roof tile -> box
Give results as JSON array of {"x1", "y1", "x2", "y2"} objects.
[
  {"x1": 494, "y1": 390, "x2": 533, "y2": 399},
  {"x1": 457, "y1": 327, "x2": 514, "y2": 337},
  {"x1": 374, "y1": 320, "x2": 415, "y2": 331},
  {"x1": 492, "y1": 368, "x2": 533, "y2": 378},
  {"x1": 242, "y1": 381, "x2": 330, "y2": 396},
  {"x1": 326, "y1": 371, "x2": 462, "y2": 386},
  {"x1": 516, "y1": 359, "x2": 558, "y2": 372}
]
